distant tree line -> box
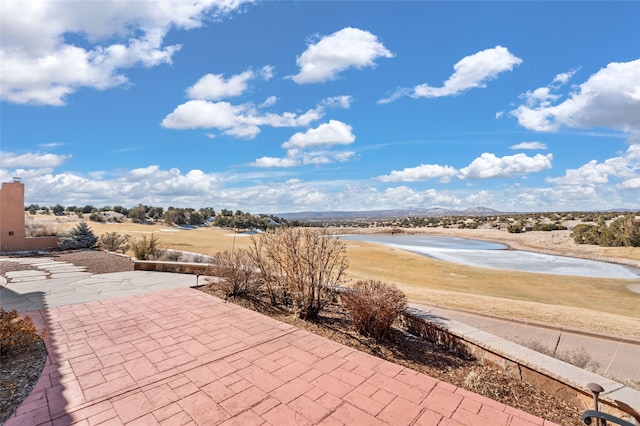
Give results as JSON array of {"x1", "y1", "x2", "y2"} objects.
[
  {"x1": 24, "y1": 203, "x2": 288, "y2": 230},
  {"x1": 296, "y1": 210, "x2": 640, "y2": 244},
  {"x1": 212, "y1": 209, "x2": 286, "y2": 230},
  {"x1": 303, "y1": 211, "x2": 587, "y2": 230},
  {"x1": 24, "y1": 203, "x2": 640, "y2": 245}
]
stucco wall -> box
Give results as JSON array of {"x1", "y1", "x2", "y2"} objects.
[
  {"x1": 0, "y1": 182, "x2": 27, "y2": 252},
  {"x1": 23, "y1": 236, "x2": 60, "y2": 251},
  {"x1": 0, "y1": 181, "x2": 60, "y2": 253}
]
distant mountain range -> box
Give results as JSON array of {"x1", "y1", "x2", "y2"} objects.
[
  {"x1": 277, "y1": 206, "x2": 640, "y2": 221},
  {"x1": 278, "y1": 207, "x2": 503, "y2": 221}
]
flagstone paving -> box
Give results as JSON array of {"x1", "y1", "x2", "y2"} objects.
[
  {"x1": 0, "y1": 258, "x2": 197, "y2": 312},
  {"x1": 5, "y1": 287, "x2": 558, "y2": 425}
]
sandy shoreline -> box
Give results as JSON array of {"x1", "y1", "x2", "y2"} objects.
[{"x1": 335, "y1": 226, "x2": 640, "y2": 269}]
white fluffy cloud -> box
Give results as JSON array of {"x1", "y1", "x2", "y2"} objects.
[
  {"x1": 0, "y1": 0, "x2": 252, "y2": 106},
  {"x1": 1, "y1": 163, "x2": 223, "y2": 206},
  {"x1": 465, "y1": 190, "x2": 494, "y2": 206},
  {"x1": 509, "y1": 141, "x2": 547, "y2": 150},
  {"x1": 185, "y1": 66, "x2": 273, "y2": 100},
  {"x1": 321, "y1": 95, "x2": 353, "y2": 109},
  {"x1": 252, "y1": 121, "x2": 356, "y2": 168},
  {"x1": 291, "y1": 27, "x2": 394, "y2": 84},
  {"x1": 381, "y1": 186, "x2": 461, "y2": 208},
  {"x1": 511, "y1": 59, "x2": 640, "y2": 132},
  {"x1": 161, "y1": 99, "x2": 323, "y2": 138},
  {"x1": 162, "y1": 87, "x2": 352, "y2": 138},
  {"x1": 546, "y1": 160, "x2": 616, "y2": 185},
  {"x1": 546, "y1": 144, "x2": 639, "y2": 186},
  {"x1": 3, "y1": 151, "x2": 636, "y2": 212},
  {"x1": 125, "y1": 166, "x2": 221, "y2": 195},
  {"x1": 187, "y1": 71, "x2": 253, "y2": 100},
  {"x1": 1, "y1": 152, "x2": 71, "y2": 168},
  {"x1": 458, "y1": 153, "x2": 552, "y2": 179},
  {"x1": 379, "y1": 46, "x2": 522, "y2": 103},
  {"x1": 282, "y1": 120, "x2": 355, "y2": 149},
  {"x1": 251, "y1": 151, "x2": 355, "y2": 168},
  {"x1": 619, "y1": 177, "x2": 640, "y2": 190},
  {"x1": 300, "y1": 150, "x2": 355, "y2": 165},
  {"x1": 251, "y1": 156, "x2": 300, "y2": 168},
  {"x1": 379, "y1": 152, "x2": 552, "y2": 182},
  {"x1": 378, "y1": 164, "x2": 458, "y2": 183}
]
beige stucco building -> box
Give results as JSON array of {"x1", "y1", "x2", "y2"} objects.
[{"x1": 0, "y1": 180, "x2": 59, "y2": 253}]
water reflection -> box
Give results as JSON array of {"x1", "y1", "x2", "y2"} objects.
[{"x1": 341, "y1": 234, "x2": 640, "y2": 280}]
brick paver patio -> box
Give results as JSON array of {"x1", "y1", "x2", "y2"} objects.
[{"x1": 6, "y1": 288, "x2": 558, "y2": 425}]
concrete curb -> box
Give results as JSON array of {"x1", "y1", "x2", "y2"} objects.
[{"x1": 416, "y1": 301, "x2": 640, "y2": 346}]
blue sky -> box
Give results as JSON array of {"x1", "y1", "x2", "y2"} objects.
[{"x1": 1, "y1": 1, "x2": 639, "y2": 213}]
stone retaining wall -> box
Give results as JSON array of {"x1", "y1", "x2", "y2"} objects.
[
  {"x1": 402, "y1": 308, "x2": 640, "y2": 423},
  {"x1": 133, "y1": 260, "x2": 210, "y2": 275}
]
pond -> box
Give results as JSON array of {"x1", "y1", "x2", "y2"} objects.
[{"x1": 340, "y1": 234, "x2": 640, "y2": 280}]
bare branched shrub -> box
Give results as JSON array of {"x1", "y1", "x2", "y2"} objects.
[
  {"x1": 519, "y1": 339, "x2": 600, "y2": 371},
  {"x1": 130, "y1": 233, "x2": 165, "y2": 260},
  {"x1": 249, "y1": 227, "x2": 349, "y2": 319},
  {"x1": 191, "y1": 254, "x2": 207, "y2": 263},
  {"x1": 0, "y1": 309, "x2": 47, "y2": 354},
  {"x1": 98, "y1": 232, "x2": 131, "y2": 253},
  {"x1": 161, "y1": 250, "x2": 182, "y2": 262},
  {"x1": 341, "y1": 280, "x2": 407, "y2": 343},
  {"x1": 561, "y1": 347, "x2": 599, "y2": 371},
  {"x1": 206, "y1": 249, "x2": 262, "y2": 298},
  {"x1": 248, "y1": 234, "x2": 289, "y2": 306}
]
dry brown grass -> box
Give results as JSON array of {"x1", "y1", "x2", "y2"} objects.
[
  {"x1": 37, "y1": 216, "x2": 640, "y2": 338},
  {"x1": 83, "y1": 222, "x2": 248, "y2": 255},
  {"x1": 345, "y1": 241, "x2": 639, "y2": 315}
]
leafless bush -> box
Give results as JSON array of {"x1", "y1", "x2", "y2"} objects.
[
  {"x1": 248, "y1": 234, "x2": 289, "y2": 306},
  {"x1": 562, "y1": 348, "x2": 599, "y2": 371},
  {"x1": 161, "y1": 250, "x2": 182, "y2": 262},
  {"x1": 519, "y1": 339, "x2": 600, "y2": 371},
  {"x1": 206, "y1": 249, "x2": 262, "y2": 298},
  {"x1": 98, "y1": 232, "x2": 131, "y2": 253},
  {"x1": 249, "y1": 227, "x2": 349, "y2": 319},
  {"x1": 191, "y1": 254, "x2": 207, "y2": 263},
  {"x1": 341, "y1": 280, "x2": 407, "y2": 343}
]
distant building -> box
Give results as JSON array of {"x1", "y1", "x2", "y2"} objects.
[{"x1": 0, "y1": 180, "x2": 59, "y2": 252}]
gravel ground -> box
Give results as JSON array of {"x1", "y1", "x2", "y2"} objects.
[
  {"x1": 55, "y1": 250, "x2": 135, "y2": 274},
  {"x1": 0, "y1": 338, "x2": 47, "y2": 424}
]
